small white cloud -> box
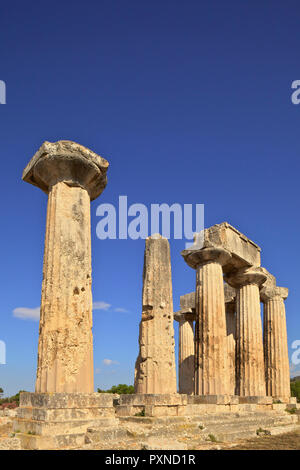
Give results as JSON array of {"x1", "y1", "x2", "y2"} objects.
[
  {"x1": 103, "y1": 359, "x2": 119, "y2": 366},
  {"x1": 93, "y1": 301, "x2": 111, "y2": 311},
  {"x1": 95, "y1": 368, "x2": 102, "y2": 374},
  {"x1": 13, "y1": 307, "x2": 40, "y2": 321},
  {"x1": 114, "y1": 307, "x2": 129, "y2": 313}
]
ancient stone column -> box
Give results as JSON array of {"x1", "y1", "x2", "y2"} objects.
[
  {"x1": 224, "y1": 283, "x2": 237, "y2": 395},
  {"x1": 134, "y1": 234, "x2": 177, "y2": 394},
  {"x1": 226, "y1": 267, "x2": 267, "y2": 397},
  {"x1": 261, "y1": 286, "x2": 290, "y2": 400},
  {"x1": 174, "y1": 312, "x2": 194, "y2": 394},
  {"x1": 22, "y1": 140, "x2": 109, "y2": 393},
  {"x1": 225, "y1": 301, "x2": 236, "y2": 396},
  {"x1": 181, "y1": 246, "x2": 232, "y2": 395}
]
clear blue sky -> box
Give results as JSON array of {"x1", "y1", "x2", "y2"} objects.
[{"x1": 1, "y1": 1, "x2": 300, "y2": 396}]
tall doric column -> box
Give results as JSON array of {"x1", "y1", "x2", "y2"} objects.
[
  {"x1": 226, "y1": 267, "x2": 267, "y2": 397},
  {"x1": 134, "y1": 234, "x2": 177, "y2": 394},
  {"x1": 182, "y1": 246, "x2": 231, "y2": 395},
  {"x1": 261, "y1": 286, "x2": 290, "y2": 400},
  {"x1": 22, "y1": 140, "x2": 109, "y2": 393},
  {"x1": 225, "y1": 301, "x2": 236, "y2": 395},
  {"x1": 174, "y1": 312, "x2": 194, "y2": 394}
]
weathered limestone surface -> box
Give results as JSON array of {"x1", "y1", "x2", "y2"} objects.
[
  {"x1": 261, "y1": 283, "x2": 290, "y2": 401},
  {"x1": 225, "y1": 301, "x2": 236, "y2": 395},
  {"x1": 181, "y1": 246, "x2": 231, "y2": 395},
  {"x1": 179, "y1": 284, "x2": 236, "y2": 311},
  {"x1": 134, "y1": 234, "x2": 177, "y2": 394},
  {"x1": 177, "y1": 285, "x2": 237, "y2": 395},
  {"x1": 117, "y1": 394, "x2": 187, "y2": 417},
  {"x1": 174, "y1": 312, "x2": 194, "y2": 394},
  {"x1": 14, "y1": 392, "x2": 117, "y2": 450},
  {"x1": 180, "y1": 292, "x2": 196, "y2": 313},
  {"x1": 202, "y1": 222, "x2": 261, "y2": 273},
  {"x1": 23, "y1": 141, "x2": 109, "y2": 393},
  {"x1": 226, "y1": 267, "x2": 267, "y2": 397}
]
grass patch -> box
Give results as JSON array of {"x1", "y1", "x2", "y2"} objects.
[
  {"x1": 285, "y1": 407, "x2": 297, "y2": 414},
  {"x1": 256, "y1": 427, "x2": 271, "y2": 436}
]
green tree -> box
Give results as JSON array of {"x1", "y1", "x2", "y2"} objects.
[
  {"x1": 291, "y1": 379, "x2": 300, "y2": 403},
  {"x1": 97, "y1": 384, "x2": 134, "y2": 394},
  {"x1": 0, "y1": 388, "x2": 3, "y2": 399}
]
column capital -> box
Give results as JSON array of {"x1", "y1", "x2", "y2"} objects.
[
  {"x1": 261, "y1": 286, "x2": 288, "y2": 303},
  {"x1": 174, "y1": 310, "x2": 196, "y2": 322},
  {"x1": 22, "y1": 140, "x2": 109, "y2": 201},
  {"x1": 181, "y1": 246, "x2": 231, "y2": 270},
  {"x1": 226, "y1": 266, "x2": 267, "y2": 288}
]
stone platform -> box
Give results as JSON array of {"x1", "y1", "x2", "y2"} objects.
[
  {"x1": 114, "y1": 394, "x2": 296, "y2": 418},
  {"x1": 85, "y1": 407, "x2": 300, "y2": 450},
  {"x1": 13, "y1": 392, "x2": 118, "y2": 450},
  {"x1": 116, "y1": 394, "x2": 187, "y2": 417},
  {"x1": 9, "y1": 392, "x2": 299, "y2": 449}
]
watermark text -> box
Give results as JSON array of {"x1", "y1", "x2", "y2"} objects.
[{"x1": 96, "y1": 196, "x2": 204, "y2": 248}]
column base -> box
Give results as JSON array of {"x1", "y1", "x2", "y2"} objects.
[
  {"x1": 13, "y1": 392, "x2": 118, "y2": 450},
  {"x1": 116, "y1": 394, "x2": 187, "y2": 417}
]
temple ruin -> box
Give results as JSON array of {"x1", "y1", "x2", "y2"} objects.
[
  {"x1": 12, "y1": 142, "x2": 298, "y2": 450},
  {"x1": 178, "y1": 222, "x2": 292, "y2": 403}
]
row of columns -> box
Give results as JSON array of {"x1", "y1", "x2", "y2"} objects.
[{"x1": 179, "y1": 246, "x2": 290, "y2": 400}]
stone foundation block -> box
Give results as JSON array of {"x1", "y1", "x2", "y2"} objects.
[
  {"x1": 119, "y1": 394, "x2": 187, "y2": 406},
  {"x1": 19, "y1": 392, "x2": 115, "y2": 408},
  {"x1": 116, "y1": 394, "x2": 187, "y2": 417},
  {"x1": 239, "y1": 396, "x2": 273, "y2": 405},
  {"x1": 185, "y1": 404, "x2": 230, "y2": 415},
  {"x1": 14, "y1": 392, "x2": 117, "y2": 450},
  {"x1": 188, "y1": 395, "x2": 239, "y2": 405},
  {"x1": 272, "y1": 396, "x2": 294, "y2": 404}
]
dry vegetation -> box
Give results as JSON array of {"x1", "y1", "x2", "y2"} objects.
[{"x1": 224, "y1": 429, "x2": 300, "y2": 450}]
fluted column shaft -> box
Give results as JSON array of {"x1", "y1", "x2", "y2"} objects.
[
  {"x1": 36, "y1": 182, "x2": 94, "y2": 393},
  {"x1": 178, "y1": 317, "x2": 194, "y2": 394},
  {"x1": 227, "y1": 267, "x2": 267, "y2": 397},
  {"x1": 181, "y1": 246, "x2": 231, "y2": 395},
  {"x1": 263, "y1": 288, "x2": 290, "y2": 399},
  {"x1": 195, "y1": 258, "x2": 230, "y2": 395},
  {"x1": 225, "y1": 302, "x2": 236, "y2": 395},
  {"x1": 236, "y1": 284, "x2": 265, "y2": 396}
]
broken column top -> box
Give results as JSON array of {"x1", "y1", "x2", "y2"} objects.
[
  {"x1": 260, "y1": 267, "x2": 288, "y2": 302},
  {"x1": 180, "y1": 291, "x2": 196, "y2": 311},
  {"x1": 181, "y1": 222, "x2": 261, "y2": 273},
  {"x1": 142, "y1": 233, "x2": 173, "y2": 311},
  {"x1": 174, "y1": 291, "x2": 196, "y2": 321},
  {"x1": 22, "y1": 140, "x2": 109, "y2": 201},
  {"x1": 148, "y1": 233, "x2": 165, "y2": 240}
]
